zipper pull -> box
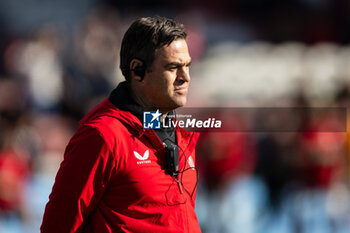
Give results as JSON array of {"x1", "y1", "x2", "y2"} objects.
[{"x1": 177, "y1": 179, "x2": 183, "y2": 194}]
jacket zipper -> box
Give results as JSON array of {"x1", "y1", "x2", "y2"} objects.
[{"x1": 143, "y1": 129, "x2": 190, "y2": 195}]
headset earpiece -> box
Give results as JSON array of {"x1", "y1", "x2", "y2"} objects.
[
  {"x1": 131, "y1": 66, "x2": 146, "y2": 81},
  {"x1": 130, "y1": 58, "x2": 147, "y2": 81}
]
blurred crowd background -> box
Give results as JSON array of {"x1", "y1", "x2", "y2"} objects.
[{"x1": 1, "y1": 0, "x2": 350, "y2": 232}]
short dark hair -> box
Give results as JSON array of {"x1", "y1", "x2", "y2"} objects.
[{"x1": 120, "y1": 16, "x2": 187, "y2": 81}]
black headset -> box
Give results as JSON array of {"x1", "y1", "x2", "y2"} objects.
[{"x1": 131, "y1": 58, "x2": 146, "y2": 81}]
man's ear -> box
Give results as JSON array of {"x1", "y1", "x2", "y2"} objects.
[{"x1": 130, "y1": 59, "x2": 146, "y2": 82}]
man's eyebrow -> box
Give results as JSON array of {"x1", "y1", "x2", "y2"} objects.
[{"x1": 164, "y1": 60, "x2": 192, "y2": 68}]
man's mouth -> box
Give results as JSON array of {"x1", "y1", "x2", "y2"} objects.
[{"x1": 174, "y1": 86, "x2": 187, "y2": 94}]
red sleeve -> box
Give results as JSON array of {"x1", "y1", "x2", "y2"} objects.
[{"x1": 41, "y1": 125, "x2": 116, "y2": 233}]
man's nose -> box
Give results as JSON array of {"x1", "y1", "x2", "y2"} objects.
[{"x1": 177, "y1": 67, "x2": 190, "y2": 82}]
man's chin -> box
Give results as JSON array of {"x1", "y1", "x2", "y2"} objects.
[
  {"x1": 158, "y1": 99, "x2": 187, "y2": 112},
  {"x1": 173, "y1": 98, "x2": 187, "y2": 108}
]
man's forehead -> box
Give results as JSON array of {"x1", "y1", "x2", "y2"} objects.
[{"x1": 156, "y1": 40, "x2": 191, "y2": 63}]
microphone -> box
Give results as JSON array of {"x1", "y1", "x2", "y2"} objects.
[{"x1": 163, "y1": 141, "x2": 179, "y2": 177}]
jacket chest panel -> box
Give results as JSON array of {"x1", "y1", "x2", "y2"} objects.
[
  {"x1": 104, "y1": 138, "x2": 189, "y2": 207},
  {"x1": 117, "y1": 151, "x2": 197, "y2": 207}
]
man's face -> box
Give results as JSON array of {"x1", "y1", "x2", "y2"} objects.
[{"x1": 141, "y1": 39, "x2": 191, "y2": 111}]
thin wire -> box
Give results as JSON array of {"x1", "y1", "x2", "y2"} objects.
[
  {"x1": 165, "y1": 177, "x2": 186, "y2": 206},
  {"x1": 163, "y1": 137, "x2": 199, "y2": 200},
  {"x1": 177, "y1": 144, "x2": 199, "y2": 200}
]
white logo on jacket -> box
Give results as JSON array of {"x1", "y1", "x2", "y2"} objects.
[{"x1": 134, "y1": 150, "x2": 151, "y2": 164}]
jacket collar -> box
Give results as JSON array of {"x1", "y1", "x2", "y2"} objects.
[
  {"x1": 84, "y1": 81, "x2": 198, "y2": 151},
  {"x1": 108, "y1": 81, "x2": 178, "y2": 136},
  {"x1": 108, "y1": 81, "x2": 144, "y2": 123},
  {"x1": 80, "y1": 98, "x2": 198, "y2": 154}
]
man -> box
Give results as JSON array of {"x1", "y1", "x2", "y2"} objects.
[{"x1": 41, "y1": 16, "x2": 201, "y2": 233}]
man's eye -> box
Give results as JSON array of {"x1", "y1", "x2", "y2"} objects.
[{"x1": 168, "y1": 67, "x2": 177, "y2": 71}]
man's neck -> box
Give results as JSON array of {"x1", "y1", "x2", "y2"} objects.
[
  {"x1": 130, "y1": 85, "x2": 149, "y2": 109},
  {"x1": 160, "y1": 113, "x2": 168, "y2": 122},
  {"x1": 130, "y1": 84, "x2": 171, "y2": 121}
]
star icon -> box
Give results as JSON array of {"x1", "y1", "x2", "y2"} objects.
[{"x1": 151, "y1": 110, "x2": 161, "y2": 122}]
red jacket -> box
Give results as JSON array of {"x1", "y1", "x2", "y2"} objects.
[{"x1": 41, "y1": 99, "x2": 201, "y2": 233}]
